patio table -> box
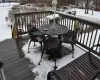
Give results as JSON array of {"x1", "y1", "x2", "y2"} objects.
[
  {"x1": 30, "y1": 30, "x2": 43, "y2": 36},
  {"x1": 39, "y1": 23, "x2": 69, "y2": 35}
]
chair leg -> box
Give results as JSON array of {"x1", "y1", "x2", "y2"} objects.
[
  {"x1": 72, "y1": 51, "x2": 74, "y2": 58},
  {"x1": 72, "y1": 44, "x2": 74, "y2": 51},
  {"x1": 57, "y1": 47, "x2": 62, "y2": 58},
  {"x1": 38, "y1": 48, "x2": 44, "y2": 65},
  {"x1": 28, "y1": 40, "x2": 31, "y2": 53},
  {"x1": 54, "y1": 53, "x2": 57, "y2": 70},
  {"x1": 71, "y1": 44, "x2": 74, "y2": 58},
  {"x1": 34, "y1": 42, "x2": 36, "y2": 46},
  {"x1": 40, "y1": 42, "x2": 42, "y2": 52}
]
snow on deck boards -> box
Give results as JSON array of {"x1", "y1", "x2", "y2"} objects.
[
  {"x1": 0, "y1": 39, "x2": 35, "y2": 80},
  {"x1": 23, "y1": 42, "x2": 86, "y2": 80}
]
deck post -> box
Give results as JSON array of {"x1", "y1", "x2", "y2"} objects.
[{"x1": 15, "y1": 38, "x2": 24, "y2": 57}]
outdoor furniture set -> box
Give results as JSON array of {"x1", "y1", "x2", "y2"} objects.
[
  {"x1": 27, "y1": 21, "x2": 77, "y2": 70},
  {"x1": 27, "y1": 22, "x2": 100, "y2": 80}
]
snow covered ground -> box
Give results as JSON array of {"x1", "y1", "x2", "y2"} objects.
[
  {"x1": 0, "y1": 3, "x2": 19, "y2": 42},
  {"x1": 75, "y1": 9, "x2": 100, "y2": 19},
  {"x1": 64, "y1": 8, "x2": 100, "y2": 20}
]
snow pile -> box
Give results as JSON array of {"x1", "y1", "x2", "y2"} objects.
[
  {"x1": 23, "y1": 41, "x2": 85, "y2": 80},
  {"x1": 46, "y1": 14, "x2": 60, "y2": 20}
]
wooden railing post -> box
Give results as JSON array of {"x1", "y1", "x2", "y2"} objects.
[{"x1": 13, "y1": 14, "x2": 24, "y2": 57}]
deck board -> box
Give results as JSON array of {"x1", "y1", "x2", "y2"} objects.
[{"x1": 0, "y1": 39, "x2": 34, "y2": 80}]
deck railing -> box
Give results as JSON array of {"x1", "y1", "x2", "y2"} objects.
[
  {"x1": 14, "y1": 11, "x2": 100, "y2": 56},
  {"x1": 55, "y1": 11, "x2": 100, "y2": 55},
  {"x1": 14, "y1": 11, "x2": 53, "y2": 34}
]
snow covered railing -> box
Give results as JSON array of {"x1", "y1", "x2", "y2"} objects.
[
  {"x1": 54, "y1": 11, "x2": 100, "y2": 55},
  {"x1": 14, "y1": 10, "x2": 100, "y2": 55},
  {"x1": 54, "y1": 11, "x2": 100, "y2": 29}
]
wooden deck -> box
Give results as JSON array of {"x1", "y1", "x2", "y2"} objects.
[{"x1": 0, "y1": 39, "x2": 35, "y2": 80}]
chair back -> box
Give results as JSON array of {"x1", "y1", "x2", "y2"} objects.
[
  {"x1": 27, "y1": 25, "x2": 38, "y2": 33},
  {"x1": 63, "y1": 30, "x2": 77, "y2": 43},
  {"x1": 27, "y1": 25, "x2": 39, "y2": 41},
  {"x1": 43, "y1": 36, "x2": 61, "y2": 52}
]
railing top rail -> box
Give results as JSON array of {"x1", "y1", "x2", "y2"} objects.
[
  {"x1": 14, "y1": 11, "x2": 53, "y2": 16},
  {"x1": 54, "y1": 11, "x2": 100, "y2": 29},
  {"x1": 14, "y1": 10, "x2": 100, "y2": 29}
]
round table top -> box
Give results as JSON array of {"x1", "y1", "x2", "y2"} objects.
[{"x1": 39, "y1": 23, "x2": 69, "y2": 35}]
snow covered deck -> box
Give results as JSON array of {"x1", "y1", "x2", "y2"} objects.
[{"x1": 22, "y1": 41, "x2": 86, "y2": 80}]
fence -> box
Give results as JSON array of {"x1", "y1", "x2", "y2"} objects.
[{"x1": 14, "y1": 10, "x2": 100, "y2": 55}]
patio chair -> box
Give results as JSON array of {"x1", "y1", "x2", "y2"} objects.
[
  {"x1": 27, "y1": 25, "x2": 43, "y2": 53},
  {"x1": 38, "y1": 36, "x2": 61, "y2": 70},
  {"x1": 47, "y1": 44, "x2": 100, "y2": 80},
  {"x1": 62, "y1": 30, "x2": 77, "y2": 58}
]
